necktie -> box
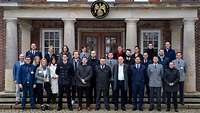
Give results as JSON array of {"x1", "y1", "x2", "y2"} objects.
[
  {"x1": 75, "y1": 61, "x2": 77, "y2": 71},
  {"x1": 155, "y1": 64, "x2": 157, "y2": 69},
  {"x1": 110, "y1": 60, "x2": 112, "y2": 65}
]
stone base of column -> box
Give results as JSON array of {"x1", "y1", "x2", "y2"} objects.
[{"x1": 4, "y1": 69, "x2": 15, "y2": 93}]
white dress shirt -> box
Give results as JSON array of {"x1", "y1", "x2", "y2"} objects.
[{"x1": 118, "y1": 64, "x2": 124, "y2": 80}]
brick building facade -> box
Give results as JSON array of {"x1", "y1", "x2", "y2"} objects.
[{"x1": 0, "y1": 0, "x2": 199, "y2": 92}]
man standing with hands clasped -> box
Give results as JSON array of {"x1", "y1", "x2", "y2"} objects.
[{"x1": 76, "y1": 57, "x2": 93, "y2": 111}]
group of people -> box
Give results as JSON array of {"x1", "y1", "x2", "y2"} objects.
[{"x1": 13, "y1": 42, "x2": 186, "y2": 112}]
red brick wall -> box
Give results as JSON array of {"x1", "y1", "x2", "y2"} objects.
[
  {"x1": 195, "y1": 9, "x2": 200, "y2": 91},
  {"x1": 0, "y1": 7, "x2": 5, "y2": 91}
]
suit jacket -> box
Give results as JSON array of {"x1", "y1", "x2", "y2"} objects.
[
  {"x1": 131, "y1": 64, "x2": 146, "y2": 86},
  {"x1": 95, "y1": 65, "x2": 111, "y2": 89},
  {"x1": 131, "y1": 53, "x2": 144, "y2": 64},
  {"x1": 17, "y1": 64, "x2": 36, "y2": 85},
  {"x1": 55, "y1": 62, "x2": 74, "y2": 86},
  {"x1": 26, "y1": 50, "x2": 42, "y2": 60},
  {"x1": 147, "y1": 64, "x2": 163, "y2": 87},
  {"x1": 35, "y1": 67, "x2": 51, "y2": 84},
  {"x1": 76, "y1": 65, "x2": 93, "y2": 87},
  {"x1": 13, "y1": 61, "x2": 24, "y2": 82},
  {"x1": 163, "y1": 68, "x2": 180, "y2": 92},
  {"x1": 146, "y1": 48, "x2": 157, "y2": 61},
  {"x1": 72, "y1": 58, "x2": 81, "y2": 85},
  {"x1": 44, "y1": 52, "x2": 57, "y2": 64},
  {"x1": 142, "y1": 58, "x2": 152, "y2": 77},
  {"x1": 158, "y1": 56, "x2": 170, "y2": 69},
  {"x1": 164, "y1": 48, "x2": 176, "y2": 61},
  {"x1": 106, "y1": 59, "x2": 117, "y2": 81},
  {"x1": 113, "y1": 64, "x2": 128, "y2": 91},
  {"x1": 173, "y1": 59, "x2": 187, "y2": 82}
]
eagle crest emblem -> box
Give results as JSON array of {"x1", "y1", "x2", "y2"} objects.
[{"x1": 91, "y1": 0, "x2": 110, "y2": 19}]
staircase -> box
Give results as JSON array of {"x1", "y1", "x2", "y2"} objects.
[{"x1": 0, "y1": 92, "x2": 200, "y2": 109}]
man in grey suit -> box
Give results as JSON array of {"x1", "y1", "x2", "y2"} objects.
[
  {"x1": 113, "y1": 56, "x2": 128, "y2": 111},
  {"x1": 106, "y1": 52, "x2": 117, "y2": 92},
  {"x1": 148, "y1": 56, "x2": 164, "y2": 111},
  {"x1": 173, "y1": 52, "x2": 187, "y2": 105}
]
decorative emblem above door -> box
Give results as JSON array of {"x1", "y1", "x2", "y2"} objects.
[{"x1": 91, "y1": 0, "x2": 110, "y2": 19}]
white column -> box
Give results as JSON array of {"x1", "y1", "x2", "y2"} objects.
[
  {"x1": 19, "y1": 20, "x2": 31, "y2": 54},
  {"x1": 5, "y1": 18, "x2": 18, "y2": 92},
  {"x1": 63, "y1": 18, "x2": 76, "y2": 53},
  {"x1": 125, "y1": 18, "x2": 139, "y2": 52},
  {"x1": 170, "y1": 21, "x2": 183, "y2": 52},
  {"x1": 183, "y1": 18, "x2": 197, "y2": 92}
]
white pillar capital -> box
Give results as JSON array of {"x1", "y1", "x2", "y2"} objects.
[
  {"x1": 183, "y1": 17, "x2": 198, "y2": 23},
  {"x1": 62, "y1": 18, "x2": 76, "y2": 22},
  {"x1": 125, "y1": 18, "x2": 139, "y2": 23},
  {"x1": 5, "y1": 18, "x2": 17, "y2": 23}
]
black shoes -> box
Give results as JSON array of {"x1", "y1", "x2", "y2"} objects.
[
  {"x1": 132, "y1": 107, "x2": 137, "y2": 111},
  {"x1": 114, "y1": 106, "x2": 118, "y2": 111},
  {"x1": 175, "y1": 109, "x2": 179, "y2": 112},
  {"x1": 68, "y1": 106, "x2": 73, "y2": 111},
  {"x1": 149, "y1": 107, "x2": 154, "y2": 111},
  {"x1": 121, "y1": 106, "x2": 126, "y2": 111},
  {"x1": 166, "y1": 108, "x2": 170, "y2": 111},
  {"x1": 57, "y1": 107, "x2": 62, "y2": 111}
]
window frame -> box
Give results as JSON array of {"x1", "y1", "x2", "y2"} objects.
[
  {"x1": 41, "y1": 28, "x2": 63, "y2": 55},
  {"x1": 140, "y1": 29, "x2": 161, "y2": 54}
]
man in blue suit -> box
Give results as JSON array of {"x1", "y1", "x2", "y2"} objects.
[
  {"x1": 131, "y1": 56, "x2": 146, "y2": 111},
  {"x1": 164, "y1": 42, "x2": 176, "y2": 62},
  {"x1": 26, "y1": 43, "x2": 42, "y2": 60},
  {"x1": 13, "y1": 54, "x2": 25, "y2": 105},
  {"x1": 17, "y1": 56, "x2": 36, "y2": 111},
  {"x1": 142, "y1": 52, "x2": 152, "y2": 102}
]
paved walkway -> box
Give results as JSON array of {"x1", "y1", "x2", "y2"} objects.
[{"x1": 0, "y1": 109, "x2": 200, "y2": 113}]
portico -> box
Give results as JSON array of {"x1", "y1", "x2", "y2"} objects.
[{"x1": 3, "y1": 3, "x2": 198, "y2": 92}]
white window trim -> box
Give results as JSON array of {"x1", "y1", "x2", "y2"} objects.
[
  {"x1": 140, "y1": 29, "x2": 161, "y2": 54},
  {"x1": 41, "y1": 28, "x2": 63, "y2": 56}
]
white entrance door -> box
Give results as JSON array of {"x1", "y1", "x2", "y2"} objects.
[
  {"x1": 140, "y1": 29, "x2": 161, "y2": 54},
  {"x1": 41, "y1": 29, "x2": 63, "y2": 55}
]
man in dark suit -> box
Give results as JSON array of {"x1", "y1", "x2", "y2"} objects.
[
  {"x1": 113, "y1": 56, "x2": 128, "y2": 111},
  {"x1": 17, "y1": 56, "x2": 36, "y2": 111},
  {"x1": 131, "y1": 57, "x2": 146, "y2": 111},
  {"x1": 26, "y1": 43, "x2": 42, "y2": 60},
  {"x1": 95, "y1": 57, "x2": 112, "y2": 111},
  {"x1": 158, "y1": 49, "x2": 170, "y2": 103},
  {"x1": 13, "y1": 54, "x2": 25, "y2": 105},
  {"x1": 142, "y1": 52, "x2": 152, "y2": 103},
  {"x1": 124, "y1": 49, "x2": 134, "y2": 103},
  {"x1": 163, "y1": 62, "x2": 180, "y2": 112},
  {"x1": 76, "y1": 57, "x2": 93, "y2": 111},
  {"x1": 146, "y1": 43, "x2": 157, "y2": 61},
  {"x1": 164, "y1": 42, "x2": 176, "y2": 62},
  {"x1": 71, "y1": 50, "x2": 81, "y2": 105},
  {"x1": 56, "y1": 54, "x2": 74, "y2": 111},
  {"x1": 88, "y1": 51, "x2": 100, "y2": 104},
  {"x1": 44, "y1": 46, "x2": 57, "y2": 65}
]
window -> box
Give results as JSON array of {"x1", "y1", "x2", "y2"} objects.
[
  {"x1": 41, "y1": 29, "x2": 63, "y2": 55},
  {"x1": 88, "y1": 0, "x2": 115, "y2": 2},
  {"x1": 140, "y1": 29, "x2": 161, "y2": 54},
  {"x1": 47, "y1": 0, "x2": 68, "y2": 2}
]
